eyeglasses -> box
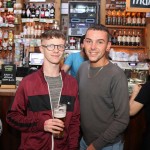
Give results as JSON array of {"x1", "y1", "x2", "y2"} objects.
[{"x1": 41, "y1": 44, "x2": 66, "y2": 52}]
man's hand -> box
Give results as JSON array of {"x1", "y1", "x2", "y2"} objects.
[
  {"x1": 87, "y1": 144, "x2": 96, "y2": 150},
  {"x1": 44, "y1": 119, "x2": 64, "y2": 134}
]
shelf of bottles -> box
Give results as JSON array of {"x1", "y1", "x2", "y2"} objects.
[
  {"x1": 0, "y1": 0, "x2": 60, "y2": 67},
  {"x1": 105, "y1": 0, "x2": 147, "y2": 52},
  {"x1": 21, "y1": 2, "x2": 55, "y2": 22}
]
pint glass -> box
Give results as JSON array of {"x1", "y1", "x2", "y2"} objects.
[{"x1": 53, "y1": 104, "x2": 67, "y2": 138}]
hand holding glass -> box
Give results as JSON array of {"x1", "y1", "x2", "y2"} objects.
[{"x1": 53, "y1": 104, "x2": 67, "y2": 138}]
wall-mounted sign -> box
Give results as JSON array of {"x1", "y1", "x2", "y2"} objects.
[
  {"x1": 1, "y1": 64, "x2": 16, "y2": 89},
  {"x1": 126, "y1": 0, "x2": 150, "y2": 12}
]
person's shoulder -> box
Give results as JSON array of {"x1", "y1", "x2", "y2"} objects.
[{"x1": 21, "y1": 69, "x2": 40, "y2": 82}]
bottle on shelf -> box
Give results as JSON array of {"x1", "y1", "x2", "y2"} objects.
[
  {"x1": 30, "y1": 4, "x2": 36, "y2": 18},
  {"x1": 35, "y1": 5, "x2": 40, "y2": 18},
  {"x1": 126, "y1": 12, "x2": 131, "y2": 26},
  {"x1": 45, "y1": 4, "x2": 50, "y2": 18},
  {"x1": 117, "y1": 30, "x2": 122, "y2": 45},
  {"x1": 6, "y1": 0, "x2": 13, "y2": 8},
  {"x1": 131, "y1": 30, "x2": 136, "y2": 46},
  {"x1": 122, "y1": 29, "x2": 127, "y2": 46},
  {"x1": 0, "y1": 12, "x2": 4, "y2": 24},
  {"x1": 112, "y1": 10, "x2": 117, "y2": 25},
  {"x1": 141, "y1": 12, "x2": 146, "y2": 26},
  {"x1": 107, "y1": 10, "x2": 112, "y2": 25},
  {"x1": 122, "y1": 10, "x2": 126, "y2": 26},
  {"x1": 21, "y1": 3, "x2": 26, "y2": 18},
  {"x1": 111, "y1": 30, "x2": 117, "y2": 45},
  {"x1": 135, "y1": 31, "x2": 141, "y2": 46},
  {"x1": 126, "y1": 30, "x2": 132, "y2": 46},
  {"x1": 40, "y1": 4, "x2": 45, "y2": 18},
  {"x1": 26, "y1": 3, "x2": 31, "y2": 18},
  {"x1": 117, "y1": 10, "x2": 122, "y2": 25},
  {"x1": 3, "y1": 30, "x2": 8, "y2": 51},
  {"x1": 131, "y1": 12, "x2": 137, "y2": 26},
  {"x1": 8, "y1": 30, "x2": 13, "y2": 50},
  {"x1": 136, "y1": 12, "x2": 141, "y2": 26},
  {"x1": 50, "y1": 3, "x2": 55, "y2": 19}
]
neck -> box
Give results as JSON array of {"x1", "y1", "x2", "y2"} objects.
[
  {"x1": 43, "y1": 63, "x2": 60, "y2": 77},
  {"x1": 90, "y1": 59, "x2": 109, "y2": 68}
]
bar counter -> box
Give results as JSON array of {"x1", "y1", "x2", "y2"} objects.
[
  {"x1": 0, "y1": 88, "x2": 147, "y2": 150},
  {"x1": 0, "y1": 88, "x2": 21, "y2": 150}
]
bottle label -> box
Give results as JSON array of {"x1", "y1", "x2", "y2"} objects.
[
  {"x1": 142, "y1": 18, "x2": 146, "y2": 25},
  {"x1": 117, "y1": 36, "x2": 122, "y2": 42},
  {"x1": 137, "y1": 18, "x2": 141, "y2": 24},
  {"x1": 131, "y1": 37, "x2": 136, "y2": 43},
  {"x1": 122, "y1": 36, "x2": 126, "y2": 42},
  {"x1": 127, "y1": 17, "x2": 131, "y2": 24},
  {"x1": 135, "y1": 37, "x2": 140, "y2": 43},
  {"x1": 126, "y1": 36, "x2": 131, "y2": 43}
]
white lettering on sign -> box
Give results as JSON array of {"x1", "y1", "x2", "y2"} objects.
[{"x1": 132, "y1": 0, "x2": 150, "y2": 5}]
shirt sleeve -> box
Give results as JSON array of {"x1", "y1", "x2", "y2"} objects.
[
  {"x1": 64, "y1": 53, "x2": 74, "y2": 67},
  {"x1": 135, "y1": 82, "x2": 150, "y2": 105}
]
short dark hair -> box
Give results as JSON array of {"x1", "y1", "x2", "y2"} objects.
[
  {"x1": 85, "y1": 24, "x2": 110, "y2": 42},
  {"x1": 80, "y1": 35, "x2": 85, "y2": 45},
  {"x1": 41, "y1": 29, "x2": 66, "y2": 41}
]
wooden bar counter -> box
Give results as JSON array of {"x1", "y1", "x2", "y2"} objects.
[
  {"x1": 0, "y1": 88, "x2": 146, "y2": 150},
  {"x1": 0, "y1": 88, "x2": 21, "y2": 150}
]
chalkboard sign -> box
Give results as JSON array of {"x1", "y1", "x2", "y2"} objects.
[
  {"x1": 1, "y1": 64, "x2": 16, "y2": 88},
  {"x1": 126, "y1": 0, "x2": 150, "y2": 12}
]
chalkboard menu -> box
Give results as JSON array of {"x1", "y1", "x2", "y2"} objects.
[
  {"x1": 126, "y1": 0, "x2": 150, "y2": 12},
  {"x1": 1, "y1": 64, "x2": 16, "y2": 88}
]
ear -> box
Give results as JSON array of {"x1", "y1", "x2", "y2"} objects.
[{"x1": 106, "y1": 41, "x2": 111, "y2": 52}]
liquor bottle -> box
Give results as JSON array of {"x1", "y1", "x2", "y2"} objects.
[
  {"x1": 26, "y1": 3, "x2": 31, "y2": 18},
  {"x1": 112, "y1": 10, "x2": 117, "y2": 25},
  {"x1": 131, "y1": 30, "x2": 136, "y2": 46},
  {"x1": 111, "y1": 30, "x2": 117, "y2": 45},
  {"x1": 126, "y1": 12, "x2": 131, "y2": 26},
  {"x1": 40, "y1": 4, "x2": 45, "y2": 18},
  {"x1": 117, "y1": 30, "x2": 122, "y2": 45},
  {"x1": 122, "y1": 10, "x2": 126, "y2": 26},
  {"x1": 107, "y1": 10, "x2": 112, "y2": 25},
  {"x1": 30, "y1": 4, "x2": 36, "y2": 18},
  {"x1": 0, "y1": 12, "x2": 3, "y2": 24},
  {"x1": 45, "y1": 4, "x2": 50, "y2": 18},
  {"x1": 21, "y1": 3, "x2": 26, "y2": 18},
  {"x1": 122, "y1": 29, "x2": 127, "y2": 46},
  {"x1": 136, "y1": 12, "x2": 141, "y2": 26},
  {"x1": 126, "y1": 30, "x2": 131, "y2": 46},
  {"x1": 117, "y1": 10, "x2": 122, "y2": 25},
  {"x1": 34, "y1": 25, "x2": 38, "y2": 38},
  {"x1": 141, "y1": 12, "x2": 146, "y2": 26},
  {"x1": 135, "y1": 31, "x2": 141, "y2": 46},
  {"x1": 37, "y1": 25, "x2": 42, "y2": 38},
  {"x1": 105, "y1": 10, "x2": 108, "y2": 25},
  {"x1": 3, "y1": 30, "x2": 8, "y2": 51},
  {"x1": 50, "y1": 3, "x2": 55, "y2": 19},
  {"x1": 8, "y1": 30, "x2": 13, "y2": 51},
  {"x1": 6, "y1": 0, "x2": 13, "y2": 8},
  {"x1": 35, "y1": 6, "x2": 40, "y2": 18},
  {"x1": 131, "y1": 12, "x2": 137, "y2": 26}
]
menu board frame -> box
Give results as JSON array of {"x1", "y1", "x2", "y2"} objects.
[
  {"x1": 1, "y1": 64, "x2": 16, "y2": 89},
  {"x1": 126, "y1": 0, "x2": 150, "y2": 12}
]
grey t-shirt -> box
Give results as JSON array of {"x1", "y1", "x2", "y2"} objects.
[{"x1": 77, "y1": 61, "x2": 129, "y2": 149}]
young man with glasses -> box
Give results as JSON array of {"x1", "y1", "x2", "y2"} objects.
[
  {"x1": 77, "y1": 24, "x2": 129, "y2": 150},
  {"x1": 6, "y1": 30, "x2": 80, "y2": 150}
]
